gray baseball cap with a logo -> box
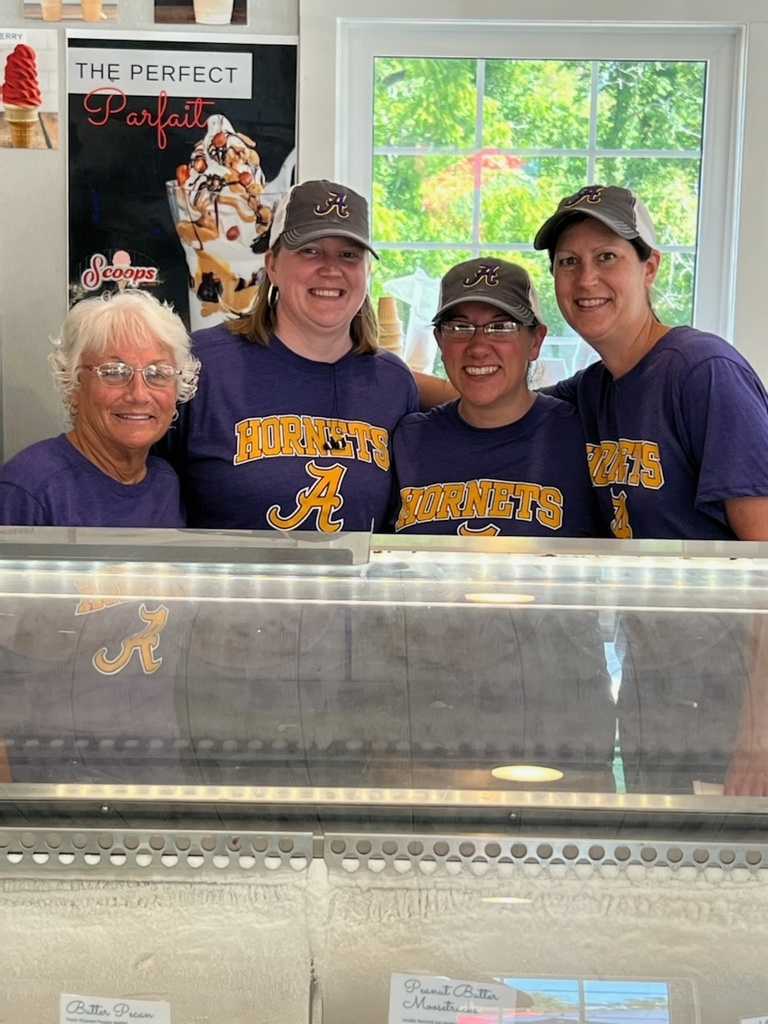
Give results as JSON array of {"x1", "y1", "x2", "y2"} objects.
[
  {"x1": 268, "y1": 179, "x2": 379, "y2": 258},
  {"x1": 534, "y1": 184, "x2": 657, "y2": 251},
  {"x1": 433, "y1": 258, "x2": 542, "y2": 327}
]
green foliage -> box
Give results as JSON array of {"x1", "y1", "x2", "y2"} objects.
[{"x1": 371, "y1": 55, "x2": 706, "y2": 342}]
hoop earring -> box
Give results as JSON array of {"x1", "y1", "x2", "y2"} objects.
[{"x1": 267, "y1": 284, "x2": 279, "y2": 309}]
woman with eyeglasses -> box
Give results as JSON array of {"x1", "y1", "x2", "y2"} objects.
[
  {"x1": 392, "y1": 257, "x2": 613, "y2": 790},
  {"x1": 392, "y1": 257, "x2": 605, "y2": 537},
  {"x1": 0, "y1": 290, "x2": 200, "y2": 526}
]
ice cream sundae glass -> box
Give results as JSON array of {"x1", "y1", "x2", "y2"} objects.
[{"x1": 167, "y1": 114, "x2": 295, "y2": 330}]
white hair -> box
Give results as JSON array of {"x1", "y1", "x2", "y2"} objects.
[{"x1": 48, "y1": 291, "x2": 200, "y2": 421}]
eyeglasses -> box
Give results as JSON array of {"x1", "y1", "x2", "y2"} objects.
[
  {"x1": 80, "y1": 362, "x2": 181, "y2": 389},
  {"x1": 438, "y1": 320, "x2": 526, "y2": 340}
]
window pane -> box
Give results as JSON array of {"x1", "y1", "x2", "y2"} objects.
[
  {"x1": 597, "y1": 60, "x2": 706, "y2": 151},
  {"x1": 595, "y1": 156, "x2": 701, "y2": 246},
  {"x1": 479, "y1": 157, "x2": 588, "y2": 245},
  {"x1": 374, "y1": 57, "x2": 478, "y2": 148},
  {"x1": 374, "y1": 155, "x2": 477, "y2": 243},
  {"x1": 483, "y1": 59, "x2": 591, "y2": 150},
  {"x1": 652, "y1": 251, "x2": 697, "y2": 327}
]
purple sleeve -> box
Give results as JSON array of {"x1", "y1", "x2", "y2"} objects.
[
  {"x1": 539, "y1": 371, "x2": 581, "y2": 405},
  {"x1": 0, "y1": 483, "x2": 48, "y2": 526},
  {"x1": 678, "y1": 356, "x2": 768, "y2": 512}
]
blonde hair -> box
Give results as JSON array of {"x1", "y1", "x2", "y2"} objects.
[
  {"x1": 49, "y1": 290, "x2": 200, "y2": 421},
  {"x1": 229, "y1": 239, "x2": 380, "y2": 355}
]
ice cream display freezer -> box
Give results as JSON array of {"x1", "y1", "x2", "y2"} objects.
[{"x1": 2, "y1": 531, "x2": 768, "y2": 1023}]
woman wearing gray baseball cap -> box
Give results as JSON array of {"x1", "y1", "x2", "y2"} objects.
[
  {"x1": 392, "y1": 256, "x2": 605, "y2": 538},
  {"x1": 391, "y1": 255, "x2": 615, "y2": 789},
  {"x1": 158, "y1": 179, "x2": 418, "y2": 532},
  {"x1": 535, "y1": 184, "x2": 768, "y2": 796}
]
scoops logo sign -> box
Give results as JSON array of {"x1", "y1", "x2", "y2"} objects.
[{"x1": 81, "y1": 250, "x2": 159, "y2": 291}]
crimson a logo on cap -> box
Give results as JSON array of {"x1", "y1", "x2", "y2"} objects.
[
  {"x1": 463, "y1": 263, "x2": 499, "y2": 288},
  {"x1": 564, "y1": 185, "x2": 605, "y2": 207},
  {"x1": 313, "y1": 191, "x2": 350, "y2": 219}
]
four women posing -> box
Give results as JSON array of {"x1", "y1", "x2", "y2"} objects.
[{"x1": 2, "y1": 180, "x2": 768, "y2": 795}]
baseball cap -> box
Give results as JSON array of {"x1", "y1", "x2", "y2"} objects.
[
  {"x1": 268, "y1": 179, "x2": 379, "y2": 258},
  {"x1": 533, "y1": 184, "x2": 656, "y2": 251},
  {"x1": 433, "y1": 258, "x2": 542, "y2": 327}
]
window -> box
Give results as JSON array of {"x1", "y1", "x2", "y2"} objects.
[
  {"x1": 372, "y1": 55, "x2": 706, "y2": 373},
  {"x1": 331, "y1": 20, "x2": 744, "y2": 373}
]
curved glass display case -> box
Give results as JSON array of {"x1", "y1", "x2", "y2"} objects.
[{"x1": 2, "y1": 530, "x2": 768, "y2": 1024}]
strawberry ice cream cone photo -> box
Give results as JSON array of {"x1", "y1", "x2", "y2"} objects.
[{"x1": 1, "y1": 43, "x2": 43, "y2": 149}]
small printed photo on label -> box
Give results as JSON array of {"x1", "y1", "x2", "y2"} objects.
[{"x1": 0, "y1": 29, "x2": 59, "y2": 149}]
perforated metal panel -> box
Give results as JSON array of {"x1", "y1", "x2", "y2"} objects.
[
  {"x1": 0, "y1": 828, "x2": 313, "y2": 879},
  {"x1": 324, "y1": 833, "x2": 768, "y2": 880}
]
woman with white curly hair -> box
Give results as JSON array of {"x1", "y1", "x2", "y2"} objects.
[{"x1": 0, "y1": 290, "x2": 200, "y2": 526}]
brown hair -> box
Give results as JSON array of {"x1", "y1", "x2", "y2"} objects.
[{"x1": 228, "y1": 238, "x2": 381, "y2": 354}]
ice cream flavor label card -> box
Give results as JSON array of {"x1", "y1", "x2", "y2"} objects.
[
  {"x1": 388, "y1": 973, "x2": 520, "y2": 1024},
  {"x1": 60, "y1": 994, "x2": 171, "y2": 1024}
]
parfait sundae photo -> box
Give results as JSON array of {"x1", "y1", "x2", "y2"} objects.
[{"x1": 167, "y1": 113, "x2": 295, "y2": 329}]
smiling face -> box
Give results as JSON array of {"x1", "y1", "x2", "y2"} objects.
[
  {"x1": 553, "y1": 218, "x2": 660, "y2": 351},
  {"x1": 264, "y1": 237, "x2": 369, "y2": 353},
  {"x1": 71, "y1": 336, "x2": 179, "y2": 464},
  {"x1": 436, "y1": 301, "x2": 545, "y2": 428}
]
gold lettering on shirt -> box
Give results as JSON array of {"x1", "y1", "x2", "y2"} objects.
[
  {"x1": 586, "y1": 439, "x2": 664, "y2": 490},
  {"x1": 395, "y1": 480, "x2": 564, "y2": 532},
  {"x1": 74, "y1": 570, "x2": 185, "y2": 615},
  {"x1": 233, "y1": 415, "x2": 390, "y2": 471}
]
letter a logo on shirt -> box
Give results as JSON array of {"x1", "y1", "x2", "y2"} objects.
[
  {"x1": 267, "y1": 461, "x2": 348, "y2": 531},
  {"x1": 610, "y1": 488, "x2": 633, "y2": 539}
]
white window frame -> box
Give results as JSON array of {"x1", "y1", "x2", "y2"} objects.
[{"x1": 298, "y1": 6, "x2": 746, "y2": 346}]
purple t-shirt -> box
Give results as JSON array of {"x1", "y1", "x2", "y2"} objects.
[
  {"x1": 158, "y1": 327, "x2": 419, "y2": 531},
  {"x1": 391, "y1": 395, "x2": 606, "y2": 536},
  {"x1": 548, "y1": 327, "x2": 768, "y2": 539},
  {"x1": 0, "y1": 434, "x2": 184, "y2": 527}
]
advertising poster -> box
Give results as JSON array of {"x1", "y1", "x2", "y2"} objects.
[
  {"x1": 1, "y1": 28, "x2": 59, "y2": 148},
  {"x1": 67, "y1": 32, "x2": 297, "y2": 329}
]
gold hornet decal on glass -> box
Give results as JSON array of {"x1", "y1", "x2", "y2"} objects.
[
  {"x1": 266, "y1": 461, "x2": 348, "y2": 531},
  {"x1": 92, "y1": 604, "x2": 169, "y2": 675}
]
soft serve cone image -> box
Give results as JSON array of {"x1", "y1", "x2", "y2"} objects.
[
  {"x1": 167, "y1": 114, "x2": 296, "y2": 330},
  {"x1": 1, "y1": 44, "x2": 42, "y2": 149}
]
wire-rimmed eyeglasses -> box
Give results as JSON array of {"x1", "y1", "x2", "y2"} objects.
[
  {"x1": 79, "y1": 362, "x2": 181, "y2": 389},
  {"x1": 437, "y1": 320, "x2": 526, "y2": 340}
]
